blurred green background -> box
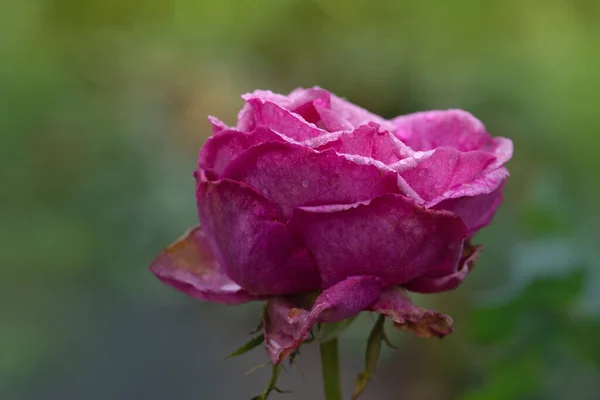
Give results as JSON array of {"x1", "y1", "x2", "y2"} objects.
[{"x1": 2, "y1": 1, "x2": 600, "y2": 399}]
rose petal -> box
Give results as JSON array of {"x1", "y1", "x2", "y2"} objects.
[
  {"x1": 222, "y1": 141, "x2": 402, "y2": 219},
  {"x1": 289, "y1": 194, "x2": 467, "y2": 289},
  {"x1": 198, "y1": 127, "x2": 292, "y2": 178},
  {"x1": 397, "y1": 147, "x2": 497, "y2": 202},
  {"x1": 241, "y1": 98, "x2": 327, "y2": 141},
  {"x1": 403, "y1": 242, "x2": 483, "y2": 293},
  {"x1": 327, "y1": 93, "x2": 396, "y2": 132},
  {"x1": 393, "y1": 109, "x2": 492, "y2": 152},
  {"x1": 149, "y1": 226, "x2": 261, "y2": 304},
  {"x1": 370, "y1": 288, "x2": 454, "y2": 338},
  {"x1": 432, "y1": 171, "x2": 508, "y2": 234},
  {"x1": 487, "y1": 136, "x2": 514, "y2": 167},
  {"x1": 264, "y1": 276, "x2": 385, "y2": 364},
  {"x1": 307, "y1": 123, "x2": 414, "y2": 164},
  {"x1": 196, "y1": 174, "x2": 321, "y2": 295},
  {"x1": 208, "y1": 115, "x2": 230, "y2": 134}
]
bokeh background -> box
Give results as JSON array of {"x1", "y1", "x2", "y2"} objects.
[{"x1": 2, "y1": 1, "x2": 600, "y2": 399}]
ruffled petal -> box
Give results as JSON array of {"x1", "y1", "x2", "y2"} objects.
[
  {"x1": 149, "y1": 226, "x2": 261, "y2": 304},
  {"x1": 396, "y1": 147, "x2": 497, "y2": 202},
  {"x1": 240, "y1": 98, "x2": 327, "y2": 141},
  {"x1": 222, "y1": 141, "x2": 402, "y2": 219},
  {"x1": 208, "y1": 115, "x2": 230, "y2": 135},
  {"x1": 264, "y1": 276, "x2": 385, "y2": 364},
  {"x1": 288, "y1": 194, "x2": 467, "y2": 289},
  {"x1": 306, "y1": 123, "x2": 414, "y2": 164},
  {"x1": 327, "y1": 92, "x2": 396, "y2": 132},
  {"x1": 403, "y1": 242, "x2": 482, "y2": 293},
  {"x1": 393, "y1": 109, "x2": 492, "y2": 152},
  {"x1": 428, "y1": 167, "x2": 509, "y2": 233},
  {"x1": 195, "y1": 173, "x2": 321, "y2": 295},
  {"x1": 198, "y1": 126, "x2": 291, "y2": 178},
  {"x1": 370, "y1": 288, "x2": 454, "y2": 338}
]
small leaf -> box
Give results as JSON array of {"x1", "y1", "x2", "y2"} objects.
[
  {"x1": 226, "y1": 334, "x2": 265, "y2": 359},
  {"x1": 353, "y1": 314, "x2": 386, "y2": 399}
]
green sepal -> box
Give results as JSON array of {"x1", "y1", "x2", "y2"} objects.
[
  {"x1": 226, "y1": 333, "x2": 265, "y2": 359},
  {"x1": 352, "y1": 314, "x2": 386, "y2": 399},
  {"x1": 251, "y1": 364, "x2": 291, "y2": 400},
  {"x1": 315, "y1": 315, "x2": 358, "y2": 343}
]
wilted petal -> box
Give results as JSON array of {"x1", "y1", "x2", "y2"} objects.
[
  {"x1": 196, "y1": 174, "x2": 321, "y2": 295},
  {"x1": 149, "y1": 226, "x2": 261, "y2": 304},
  {"x1": 403, "y1": 242, "x2": 483, "y2": 293},
  {"x1": 370, "y1": 288, "x2": 454, "y2": 338},
  {"x1": 289, "y1": 194, "x2": 467, "y2": 289},
  {"x1": 393, "y1": 109, "x2": 492, "y2": 152},
  {"x1": 222, "y1": 141, "x2": 401, "y2": 219},
  {"x1": 198, "y1": 127, "x2": 291, "y2": 178},
  {"x1": 264, "y1": 276, "x2": 385, "y2": 364}
]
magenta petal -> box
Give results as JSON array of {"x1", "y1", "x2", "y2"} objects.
[
  {"x1": 327, "y1": 93, "x2": 396, "y2": 132},
  {"x1": 370, "y1": 288, "x2": 454, "y2": 338},
  {"x1": 404, "y1": 243, "x2": 482, "y2": 293},
  {"x1": 208, "y1": 116, "x2": 230, "y2": 134},
  {"x1": 314, "y1": 102, "x2": 355, "y2": 131},
  {"x1": 264, "y1": 276, "x2": 385, "y2": 364},
  {"x1": 398, "y1": 147, "x2": 497, "y2": 202},
  {"x1": 429, "y1": 167, "x2": 509, "y2": 233},
  {"x1": 196, "y1": 174, "x2": 321, "y2": 295},
  {"x1": 393, "y1": 109, "x2": 492, "y2": 152},
  {"x1": 149, "y1": 226, "x2": 261, "y2": 304},
  {"x1": 198, "y1": 127, "x2": 290, "y2": 178},
  {"x1": 289, "y1": 194, "x2": 467, "y2": 289},
  {"x1": 238, "y1": 88, "x2": 332, "y2": 130},
  {"x1": 242, "y1": 98, "x2": 327, "y2": 141},
  {"x1": 307, "y1": 123, "x2": 414, "y2": 164},
  {"x1": 222, "y1": 141, "x2": 402, "y2": 219}
]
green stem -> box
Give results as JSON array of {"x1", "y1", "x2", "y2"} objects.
[{"x1": 320, "y1": 338, "x2": 342, "y2": 400}]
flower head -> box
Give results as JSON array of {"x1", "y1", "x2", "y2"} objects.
[{"x1": 150, "y1": 87, "x2": 512, "y2": 364}]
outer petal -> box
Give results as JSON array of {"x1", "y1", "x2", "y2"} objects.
[
  {"x1": 370, "y1": 288, "x2": 454, "y2": 338},
  {"x1": 288, "y1": 194, "x2": 467, "y2": 289},
  {"x1": 264, "y1": 276, "x2": 385, "y2": 364},
  {"x1": 393, "y1": 109, "x2": 492, "y2": 152},
  {"x1": 403, "y1": 242, "x2": 483, "y2": 293},
  {"x1": 198, "y1": 126, "x2": 291, "y2": 178},
  {"x1": 196, "y1": 174, "x2": 321, "y2": 295},
  {"x1": 429, "y1": 168, "x2": 509, "y2": 233},
  {"x1": 397, "y1": 147, "x2": 497, "y2": 202},
  {"x1": 149, "y1": 226, "x2": 261, "y2": 304},
  {"x1": 222, "y1": 141, "x2": 402, "y2": 219}
]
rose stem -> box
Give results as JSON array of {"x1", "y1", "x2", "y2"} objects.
[{"x1": 320, "y1": 337, "x2": 342, "y2": 400}]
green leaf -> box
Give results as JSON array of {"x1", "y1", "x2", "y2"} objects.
[{"x1": 226, "y1": 334, "x2": 265, "y2": 358}]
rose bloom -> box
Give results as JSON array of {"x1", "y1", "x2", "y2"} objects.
[{"x1": 151, "y1": 87, "x2": 512, "y2": 363}]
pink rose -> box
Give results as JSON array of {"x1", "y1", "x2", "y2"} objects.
[{"x1": 150, "y1": 87, "x2": 512, "y2": 363}]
